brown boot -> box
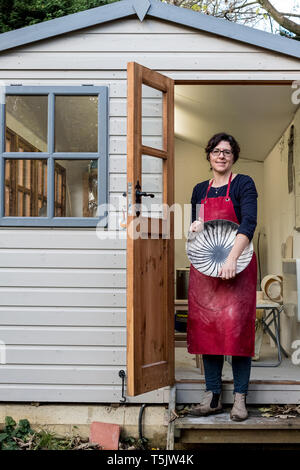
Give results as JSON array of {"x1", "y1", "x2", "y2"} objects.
[
  {"x1": 230, "y1": 392, "x2": 248, "y2": 421},
  {"x1": 188, "y1": 391, "x2": 223, "y2": 416}
]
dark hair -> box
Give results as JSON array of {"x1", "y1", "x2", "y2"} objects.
[{"x1": 205, "y1": 132, "x2": 240, "y2": 164}]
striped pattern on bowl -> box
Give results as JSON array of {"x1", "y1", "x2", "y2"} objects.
[{"x1": 186, "y1": 219, "x2": 253, "y2": 277}]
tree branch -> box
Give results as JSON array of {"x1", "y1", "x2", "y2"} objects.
[
  {"x1": 279, "y1": 13, "x2": 300, "y2": 19},
  {"x1": 228, "y1": 1, "x2": 258, "y2": 10},
  {"x1": 162, "y1": 0, "x2": 300, "y2": 37},
  {"x1": 256, "y1": 0, "x2": 300, "y2": 36}
]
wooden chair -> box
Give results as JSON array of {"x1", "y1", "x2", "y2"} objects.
[{"x1": 174, "y1": 299, "x2": 204, "y2": 374}]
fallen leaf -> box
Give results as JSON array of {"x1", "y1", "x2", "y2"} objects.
[
  {"x1": 274, "y1": 414, "x2": 296, "y2": 419},
  {"x1": 281, "y1": 407, "x2": 294, "y2": 414},
  {"x1": 169, "y1": 409, "x2": 179, "y2": 423}
]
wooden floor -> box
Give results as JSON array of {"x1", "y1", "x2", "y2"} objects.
[{"x1": 175, "y1": 338, "x2": 300, "y2": 404}]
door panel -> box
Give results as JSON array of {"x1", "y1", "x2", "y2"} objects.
[{"x1": 126, "y1": 62, "x2": 174, "y2": 396}]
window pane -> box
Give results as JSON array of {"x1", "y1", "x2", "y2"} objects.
[
  {"x1": 141, "y1": 154, "x2": 163, "y2": 219},
  {"x1": 54, "y1": 160, "x2": 98, "y2": 217},
  {"x1": 142, "y1": 85, "x2": 164, "y2": 151},
  {"x1": 55, "y1": 96, "x2": 98, "y2": 152},
  {"x1": 4, "y1": 159, "x2": 48, "y2": 216},
  {"x1": 5, "y1": 96, "x2": 48, "y2": 152}
]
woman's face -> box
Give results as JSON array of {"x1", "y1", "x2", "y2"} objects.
[{"x1": 209, "y1": 140, "x2": 234, "y2": 174}]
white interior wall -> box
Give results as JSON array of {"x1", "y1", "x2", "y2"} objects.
[
  {"x1": 291, "y1": 108, "x2": 300, "y2": 258},
  {"x1": 263, "y1": 107, "x2": 300, "y2": 351},
  {"x1": 263, "y1": 107, "x2": 300, "y2": 271}
]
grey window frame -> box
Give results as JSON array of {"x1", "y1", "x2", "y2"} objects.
[{"x1": 0, "y1": 85, "x2": 108, "y2": 227}]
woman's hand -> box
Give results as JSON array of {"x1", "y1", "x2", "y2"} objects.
[
  {"x1": 218, "y1": 255, "x2": 237, "y2": 280},
  {"x1": 189, "y1": 216, "x2": 204, "y2": 233},
  {"x1": 218, "y1": 233, "x2": 250, "y2": 280}
]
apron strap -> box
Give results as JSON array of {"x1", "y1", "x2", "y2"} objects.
[
  {"x1": 226, "y1": 171, "x2": 233, "y2": 198},
  {"x1": 204, "y1": 171, "x2": 233, "y2": 202},
  {"x1": 204, "y1": 178, "x2": 215, "y2": 202}
]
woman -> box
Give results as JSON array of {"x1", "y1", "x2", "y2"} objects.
[{"x1": 187, "y1": 132, "x2": 258, "y2": 421}]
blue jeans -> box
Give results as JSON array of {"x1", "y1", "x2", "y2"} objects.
[{"x1": 202, "y1": 354, "x2": 252, "y2": 395}]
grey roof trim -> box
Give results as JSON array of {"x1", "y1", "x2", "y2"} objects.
[
  {"x1": 0, "y1": 0, "x2": 135, "y2": 52},
  {"x1": 148, "y1": 0, "x2": 300, "y2": 59},
  {"x1": 132, "y1": 0, "x2": 151, "y2": 21},
  {"x1": 0, "y1": 0, "x2": 299, "y2": 59}
]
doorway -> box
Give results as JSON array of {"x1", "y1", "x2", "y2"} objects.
[
  {"x1": 173, "y1": 81, "x2": 300, "y2": 394},
  {"x1": 125, "y1": 63, "x2": 300, "y2": 401}
]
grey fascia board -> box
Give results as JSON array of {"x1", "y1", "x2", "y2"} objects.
[
  {"x1": 148, "y1": 0, "x2": 300, "y2": 59},
  {"x1": 0, "y1": 0, "x2": 299, "y2": 60},
  {"x1": 0, "y1": 0, "x2": 135, "y2": 53}
]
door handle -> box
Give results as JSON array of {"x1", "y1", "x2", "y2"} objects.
[
  {"x1": 123, "y1": 191, "x2": 154, "y2": 199},
  {"x1": 123, "y1": 181, "x2": 155, "y2": 217},
  {"x1": 135, "y1": 180, "x2": 154, "y2": 205},
  {"x1": 135, "y1": 190, "x2": 155, "y2": 198}
]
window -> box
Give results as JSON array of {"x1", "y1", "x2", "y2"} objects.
[{"x1": 0, "y1": 86, "x2": 108, "y2": 226}]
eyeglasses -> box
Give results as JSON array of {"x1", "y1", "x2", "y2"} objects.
[{"x1": 211, "y1": 149, "x2": 233, "y2": 158}]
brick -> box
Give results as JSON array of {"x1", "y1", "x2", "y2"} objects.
[{"x1": 89, "y1": 421, "x2": 120, "y2": 450}]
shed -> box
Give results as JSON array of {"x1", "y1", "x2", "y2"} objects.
[{"x1": 0, "y1": 0, "x2": 300, "y2": 405}]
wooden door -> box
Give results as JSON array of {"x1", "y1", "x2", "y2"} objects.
[{"x1": 126, "y1": 62, "x2": 174, "y2": 396}]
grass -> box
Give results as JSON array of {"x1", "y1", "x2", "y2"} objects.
[
  {"x1": 0, "y1": 416, "x2": 101, "y2": 450},
  {"x1": 0, "y1": 416, "x2": 156, "y2": 450}
]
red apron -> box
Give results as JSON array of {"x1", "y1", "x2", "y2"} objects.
[{"x1": 187, "y1": 172, "x2": 257, "y2": 357}]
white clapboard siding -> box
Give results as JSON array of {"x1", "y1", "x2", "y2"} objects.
[
  {"x1": 0, "y1": 229, "x2": 127, "y2": 402},
  {"x1": 0, "y1": 269, "x2": 125, "y2": 287},
  {"x1": 0, "y1": 288, "x2": 126, "y2": 307},
  {"x1": 0, "y1": 384, "x2": 169, "y2": 404},
  {"x1": 0, "y1": 14, "x2": 299, "y2": 403},
  {"x1": 4, "y1": 346, "x2": 126, "y2": 364},
  {"x1": 22, "y1": 32, "x2": 262, "y2": 53},
  {"x1": 0, "y1": 251, "x2": 126, "y2": 268},
  {"x1": 0, "y1": 230, "x2": 126, "y2": 249},
  {"x1": 110, "y1": 116, "x2": 164, "y2": 135},
  {"x1": 1, "y1": 52, "x2": 299, "y2": 70},
  {"x1": 110, "y1": 97, "x2": 162, "y2": 117},
  {"x1": 109, "y1": 195, "x2": 127, "y2": 212},
  {"x1": 0, "y1": 307, "x2": 126, "y2": 326},
  {"x1": 110, "y1": 174, "x2": 162, "y2": 193},
  {"x1": 0, "y1": 365, "x2": 125, "y2": 384},
  {"x1": 0, "y1": 326, "x2": 126, "y2": 345},
  {"x1": 109, "y1": 155, "x2": 126, "y2": 173},
  {"x1": 109, "y1": 136, "x2": 163, "y2": 154},
  {"x1": 1, "y1": 71, "x2": 299, "y2": 81}
]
